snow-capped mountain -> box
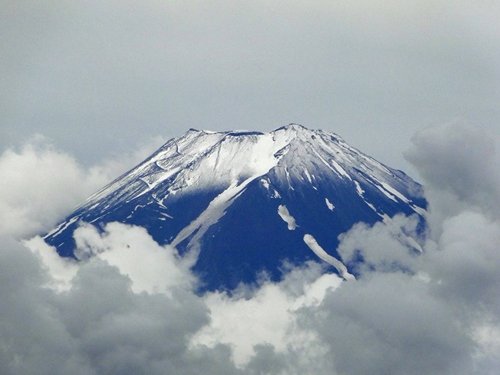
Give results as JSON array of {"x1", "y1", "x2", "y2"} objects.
[{"x1": 45, "y1": 124, "x2": 426, "y2": 290}]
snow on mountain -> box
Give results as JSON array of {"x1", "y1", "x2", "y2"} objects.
[{"x1": 44, "y1": 124, "x2": 426, "y2": 291}]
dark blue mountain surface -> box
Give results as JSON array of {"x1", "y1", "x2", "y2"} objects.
[{"x1": 45, "y1": 124, "x2": 426, "y2": 290}]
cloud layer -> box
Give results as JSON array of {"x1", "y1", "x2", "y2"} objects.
[{"x1": 1, "y1": 122, "x2": 499, "y2": 374}]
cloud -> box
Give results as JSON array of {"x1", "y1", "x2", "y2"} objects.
[
  {"x1": 406, "y1": 122, "x2": 500, "y2": 225},
  {"x1": 0, "y1": 235, "x2": 241, "y2": 375},
  {"x1": 311, "y1": 273, "x2": 474, "y2": 375},
  {"x1": 0, "y1": 236, "x2": 92, "y2": 375},
  {"x1": 73, "y1": 222, "x2": 194, "y2": 295},
  {"x1": 337, "y1": 214, "x2": 423, "y2": 274},
  {"x1": 0, "y1": 137, "x2": 107, "y2": 238},
  {"x1": 192, "y1": 263, "x2": 342, "y2": 366},
  {"x1": 23, "y1": 235, "x2": 78, "y2": 291},
  {"x1": 322, "y1": 212, "x2": 500, "y2": 375},
  {"x1": 425, "y1": 211, "x2": 500, "y2": 312},
  {"x1": 0, "y1": 136, "x2": 164, "y2": 239}
]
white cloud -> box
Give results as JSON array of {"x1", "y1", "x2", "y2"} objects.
[
  {"x1": 23, "y1": 235, "x2": 78, "y2": 292},
  {"x1": 192, "y1": 265, "x2": 342, "y2": 366},
  {"x1": 0, "y1": 137, "x2": 107, "y2": 238},
  {"x1": 74, "y1": 222, "x2": 194, "y2": 295},
  {"x1": 0, "y1": 136, "x2": 164, "y2": 239}
]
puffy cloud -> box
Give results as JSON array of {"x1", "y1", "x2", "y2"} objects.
[
  {"x1": 406, "y1": 122, "x2": 499, "y2": 204},
  {"x1": 0, "y1": 136, "x2": 164, "y2": 239},
  {"x1": 24, "y1": 235, "x2": 78, "y2": 291},
  {"x1": 0, "y1": 235, "x2": 240, "y2": 375},
  {"x1": 323, "y1": 211, "x2": 500, "y2": 375},
  {"x1": 0, "y1": 138, "x2": 107, "y2": 238},
  {"x1": 426, "y1": 211, "x2": 500, "y2": 311},
  {"x1": 0, "y1": 237, "x2": 93, "y2": 375},
  {"x1": 405, "y1": 121, "x2": 500, "y2": 232},
  {"x1": 192, "y1": 264, "x2": 341, "y2": 366},
  {"x1": 309, "y1": 273, "x2": 474, "y2": 375},
  {"x1": 73, "y1": 222, "x2": 194, "y2": 295},
  {"x1": 337, "y1": 214, "x2": 423, "y2": 274}
]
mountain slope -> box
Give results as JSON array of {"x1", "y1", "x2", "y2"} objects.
[{"x1": 45, "y1": 124, "x2": 426, "y2": 290}]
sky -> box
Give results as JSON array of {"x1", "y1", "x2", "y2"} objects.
[
  {"x1": 1, "y1": 2, "x2": 500, "y2": 374},
  {"x1": 2, "y1": 0, "x2": 500, "y2": 177}
]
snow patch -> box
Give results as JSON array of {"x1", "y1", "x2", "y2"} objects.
[
  {"x1": 375, "y1": 184, "x2": 398, "y2": 202},
  {"x1": 411, "y1": 204, "x2": 426, "y2": 216},
  {"x1": 330, "y1": 159, "x2": 351, "y2": 179},
  {"x1": 159, "y1": 211, "x2": 173, "y2": 219},
  {"x1": 171, "y1": 177, "x2": 254, "y2": 258},
  {"x1": 277, "y1": 205, "x2": 297, "y2": 230},
  {"x1": 260, "y1": 178, "x2": 270, "y2": 190},
  {"x1": 260, "y1": 178, "x2": 281, "y2": 198},
  {"x1": 44, "y1": 217, "x2": 79, "y2": 239},
  {"x1": 303, "y1": 168, "x2": 313, "y2": 184},
  {"x1": 380, "y1": 182, "x2": 409, "y2": 203},
  {"x1": 140, "y1": 167, "x2": 180, "y2": 191},
  {"x1": 354, "y1": 181, "x2": 365, "y2": 197},
  {"x1": 325, "y1": 198, "x2": 335, "y2": 211},
  {"x1": 364, "y1": 200, "x2": 383, "y2": 217},
  {"x1": 303, "y1": 234, "x2": 355, "y2": 281}
]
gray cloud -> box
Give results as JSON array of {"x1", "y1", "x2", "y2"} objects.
[
  {"x1": 0, "y1": 237, "x2": 241, "y2": 375},
  {"x1": 337, "y1": 214, "x2": 422, "y2": 274},
  {"x1": 310, "y1": 273, "x2": 474, "y2": 375},
  {"x1": 2, "y1": 1, "x2": 499, "y2": 174},
  {"x1": 0, "y1": 237, "x2": 92, "y2": 375},
  {"x1": 406, "y1": 122, "x2": 500, "y2": 233}
]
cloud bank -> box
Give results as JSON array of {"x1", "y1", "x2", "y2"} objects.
[{"x1": 1, "y1": 122, "x2": 499, "y2": 374}]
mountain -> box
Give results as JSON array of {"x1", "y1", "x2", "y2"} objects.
[{"x1": 44, "y1": 124, "x2": 426, "y2": 291}]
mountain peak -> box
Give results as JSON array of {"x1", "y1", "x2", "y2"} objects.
[
  {"x1": 187, "y1": 123, "x2": 314, "y2": 137},
  {"x1": 274, "y1": 123, "x2": 308, "y2": 131},
  {"x1": 44, "y1": 124, "x2": 426, "y2": 291}
]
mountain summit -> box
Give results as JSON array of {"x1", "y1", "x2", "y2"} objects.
[{"x1": 45, "y1": 124, "x2": 426, "y2": 290}]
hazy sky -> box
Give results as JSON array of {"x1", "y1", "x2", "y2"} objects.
[{"x1": 2, "y1": 0, "x2": 500, "y2": 176}]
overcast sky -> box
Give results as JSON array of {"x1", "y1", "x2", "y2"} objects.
[{"x1": 2, "y1": 0, "x2": 500, "y2": 176}]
